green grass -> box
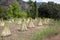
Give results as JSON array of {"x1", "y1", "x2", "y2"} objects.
[{"x1": 31, "y1": 20, "x2": 60, "y2": 40}]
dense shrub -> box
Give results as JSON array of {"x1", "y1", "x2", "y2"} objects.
[
  {"x1": 0, "y1": 6, "x2": 9, "y2": 19},
  {"x1": 38, "y1": 2, "x2": 60, "y2": 19}
]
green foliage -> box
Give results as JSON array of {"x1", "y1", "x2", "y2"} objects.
[
  {"x1": 34, "y1": 1, "x2": 38, "y2": 18},
  {"x1": 19, "y1": 11, "x2": 27, "y2": 18},
  {"x1": 27, "y1": 0, "x2": 38, "y2": 18},
  {"x1": 0, "y1": 0, "x2": 28, "y2": 19},
  {"x1": 27, "y1": 0, "x2": 35, "y2": 18},
  {"x1": 0, "y1": 6, "x2": 9, "y2": 19},
  {"x1": 8, "y1": 0, "x2": 27, "y2": 18},
  {"x1": 38, "y1": 2, "x2": 60, "y2": 19},
  {"x1": 12, "y1": 0, "x2": 21, "y2": 18},
  {"x1": 1, "y1": 1, "x2": 60, "y2": 20},
  {"x1": 8, "y1": 5, "x2": 13, "y2": 18},
  {"x1": 0, "y1": 0, "x2": 39, "y2": 19}
]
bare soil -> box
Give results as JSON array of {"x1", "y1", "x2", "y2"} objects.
[{"x1": 0, "y1": 23, "x2": 60, "y2": 40}]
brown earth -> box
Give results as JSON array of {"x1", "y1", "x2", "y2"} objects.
[
  {"x1": 44, "y1": 34, "x2": 60, "y2": 40},
  {"x1": 0, "y1": 23, "x2": 60, "y2": 40}
]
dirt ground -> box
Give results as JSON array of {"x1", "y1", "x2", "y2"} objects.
[
  {"x1": 44, "y1": 34, "x2": 60, "y2": 40},
  {"x1": 0, "y1": 23, "x2": 60, "y2": 40}
]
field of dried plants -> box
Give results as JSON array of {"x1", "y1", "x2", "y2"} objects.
[{"x1": 0, "y1": 18, "x2": 60, "y2": 40}]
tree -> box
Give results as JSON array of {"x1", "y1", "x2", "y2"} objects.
[
  {"x1": 0, "y1": 6, "x2": 8, "y2": 19},
  {"x1": 12, "y1": 0, "x2": 20, "y2": 18},
  {"x1": 20, "y1": 11, "x2": 27, "y2": 18},
  {"x1": 8, "y1": 0, "x2": 27, "y2": 18},
  {"x1": 8, "y1": 5, "x2": 14, "y2": 18},
  {"x1": 34, "y1": 1, "x2": 38, "y2": 18},
  {"x1": 38, "y1": 2, "x2": 60, "y2": 19},
  {"x1": 27, "y1": 0, "x2": 35, "y2": 18}
]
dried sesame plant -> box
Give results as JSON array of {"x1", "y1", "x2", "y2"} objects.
[{"x1": 1, "y1": 22, "x2": 11, "y2": 37}]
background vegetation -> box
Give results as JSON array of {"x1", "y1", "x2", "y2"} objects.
[{"x1": 0, "y1": 0, "x2": 60, "y2": 20}]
